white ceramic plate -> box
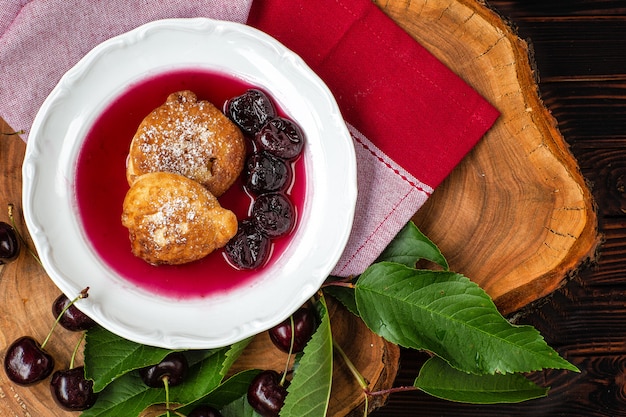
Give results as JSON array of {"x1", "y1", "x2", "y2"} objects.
[{"x1": 22, "y1": 18, "x2": 356, "y2": 349}]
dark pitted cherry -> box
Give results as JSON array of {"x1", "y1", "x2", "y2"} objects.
[
  {"x1": 187, "y1": 404, "x2": 224, "y2": 417},
  {"x1": 254, "y1": 117, "x2": 304, "y2": 160},
  {"x1": 224, "y1": 219, "x2": 271, "y2": 270},
  {"x1": 245, "y1": 151, "x2": 291, "y2": 194},
  {"x1": 52, "y1": 293, "x2": 97, "y2": 332},
  {"x1": 251, "y1": 193, "x2": 295, "y2": 238},
  {"x1": 50, "y1": 366, "x2": 98, "y2": 411},
  {"x1": 268, "y1": 307, "x2": 317, "y2": 353},
  {"x1": 226, "y1": 89, "x2": 276, "y2": 135},
  {"x1": 4, "y1": 336, "x2": 55, "y2": 385},
  {"x1": 0, "y1": 221, "x2": 20, "y2": 265},
  {"x1": 139, "y1": 352, "x2": 188, "y2": 388},
  {"x1": 247, "y1": 370, "x2": 288, "y2": 417}
]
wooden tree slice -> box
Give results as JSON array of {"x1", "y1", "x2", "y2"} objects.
[
  {"x1": 376, "y1": 0, "x2": 600, "y2": 315},
  {"x1": 0, "y1": 131, "x2": 86, "y2": 416}
]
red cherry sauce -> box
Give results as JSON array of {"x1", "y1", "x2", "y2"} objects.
[{"x1": 74, "y1": 69, "x2": 306, "y2": 299}]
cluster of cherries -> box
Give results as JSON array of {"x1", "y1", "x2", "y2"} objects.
[
  {"x1": 3, "y1": 288, "x2": 99, "y2": 411},
  {"x1": 247, "y1": 305, "x2": 317, "y2": 417},
  {"x1": 223, "y1": 89, "x2": 305, "y2": 270},
  {"x1": 3, "y1": 210, "x2": 100, "y2": 410}
]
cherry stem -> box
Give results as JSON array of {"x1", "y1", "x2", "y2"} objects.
[
  {"x1": 321, "y1": 281, "x2": 355, "y2": 289},
  {"x1": 333, "y1": 340, "x2": 372, "y2": 415},
  {"x1": 322, "y1": 274, "x2": 356, "y2": 288},
  {"x1": 162, "y1": 376, "x2": 172, "y2": 417},
  {"x1": 365, "y1": 386, "x2": 420, "y2": 397},
  {"x1": 7, "y1": 203, "x2": 43, "y2": 267},
  {"x1": 1, "y1": 129, "x2": 25, "y2": 136},
  {"x1": 69, "y1": 332, "x2": 86, "y2": 370},
  {"x1": 334, "y1": 340, "x2": 416, "y2": 415},
  {"x1": 280, "y1": 314, "x2": 296, "y2": 387},
  {"x1": 333, "y1": 340, "x2": 368, "y2": 390},
  {"x1": 42, "y1": 287, "x2": 90, "y2": 349}
]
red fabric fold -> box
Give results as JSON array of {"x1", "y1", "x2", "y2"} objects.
[{"x1": 248, "y1": 0, "x2": 499, "y2": 189}]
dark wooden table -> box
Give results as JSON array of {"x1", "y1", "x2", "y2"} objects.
[{"x1": 372, "y1": 1, "x2": 626, "y2": 416}]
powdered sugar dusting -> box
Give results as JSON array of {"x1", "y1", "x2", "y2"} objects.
[
  {"x1": 144, "y1": 187, "x2": 199, "y2": 247},
  {"x1": 137, "y1": 98, "x2": 225, "y2": 180}
]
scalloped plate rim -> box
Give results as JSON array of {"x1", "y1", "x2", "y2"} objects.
[{"x1": 22, "y1": 18, "x2": 357, "y2": 349}]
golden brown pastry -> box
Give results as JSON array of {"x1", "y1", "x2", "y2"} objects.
[
  {"x1": 121, "y1": 172, "x2": 238, "y2": 265},
  {"x1": 127, "y1": 90, "x2": 245, "y2": 197}
]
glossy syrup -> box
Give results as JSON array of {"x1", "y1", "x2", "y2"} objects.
[{"x1": 74, "y1": 69, "x2": 306, "y2": 299}]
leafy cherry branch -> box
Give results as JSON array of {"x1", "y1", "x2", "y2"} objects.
[{"x1": 78, "y1": 222, "x2": 578, "y2": 417}]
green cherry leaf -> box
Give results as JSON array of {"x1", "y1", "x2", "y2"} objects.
[
  {"x1": 79, "y1": 369, "x2": 162, "y2": 417},
  {"x1": 280, "y1": 295, "x2": 333, "y2": 417},
  {"x1": 323, "y1": 222, "x2": 447, "y2": 316},
  {"x1": 415, "y1": 356, "x2": 549, "y2": 404},
  {"x1": 169, "y1": 348, "x2": 236, "y2": 404},
  {"x1": 80, "y1": 348, "x2": 226, "y2": 417},
  {"x1": 220, "y1": 394, "x2": 262, "y2": 417},
  {"x1": 171, "y1": 369, "x2": 260, "y2": 416},
  {"x1": 323, "y1": 284, "x2": 358, "y2": 317},
  {"x1": 84, "y1": 326, "x2": 180, "y2": 392},
  {"x1": 376, "y1": 221, "x2": 448, "y2": 270},
  {"x1": 197, "y1": 369, "x2": 260, "y2": 408},
  {"x1": 221, "y1": 337, "x2": 254, "y2": 377},
  {"x1": 355, "y1": 262, "x2": 578, "y2": 375}
]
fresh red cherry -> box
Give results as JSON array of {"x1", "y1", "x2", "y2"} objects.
[
  {"x1": 139, "y1": 352, "x2": 188, "y2": 388},
  {"x1": 0, "y1": 221, "x2": 20, "y2": 265},
  {"x1": 187, "y1": 404, "x2": 223, "y2": 417},
  {"x1": 52, "y1": 293, "x2": 97, "y2": 331},
  {"x1": 226, "y1": 89, "x2": 276, "y2": 135},
  {"x1": 50, "y1": 366, "x2": 98, "y2": 411},
  {"x1": 4, "y1": 288, "x2": 91, "y2": 386},
  {"x1": 269, "y1": 307, "x2": 317, "y2": 354},
  {"x1": 254, "y1": 117, "x2": 304, "y2": 160},
  {"x1": 4, "y1": 336, "x2": 54, "y2": 385},
  {"x1": 247, "y1": 370, "x2": 288, "y2": 417}
]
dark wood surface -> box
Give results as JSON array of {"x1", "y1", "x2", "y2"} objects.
[{"x1": 372, "y1": 1, "x2": 626, "y2": 416}]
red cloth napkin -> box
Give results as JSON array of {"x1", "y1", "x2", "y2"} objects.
[
  {"x1": 248, "y1": 0, "x2": 499, "y2": 276},
  {"x1": 0, "y1": 0, "x2": 499, "y2": 277}
]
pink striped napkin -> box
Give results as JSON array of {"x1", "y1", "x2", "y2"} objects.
[{"x1": 0, "y1": 0, "x2": 499, "y2": 277}]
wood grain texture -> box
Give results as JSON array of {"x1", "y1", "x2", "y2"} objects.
[
  {"x1": 0, "y1": 130, "x2": 86, "y2": 416},
  {"x1": 375, "y1": 0, "x2": 599, "y2": 315}
]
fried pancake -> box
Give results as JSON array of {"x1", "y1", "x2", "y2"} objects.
[
  {"x1": 121, "y1": 172, "x2": 238, "y2": 265},
  {"x1": 127, "y1": 90, "x2": 245, "y2": 197}
]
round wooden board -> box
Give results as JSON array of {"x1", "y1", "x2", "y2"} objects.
[{"x1": 0, "y1": 0, "x2": 599, "y2": 416}]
